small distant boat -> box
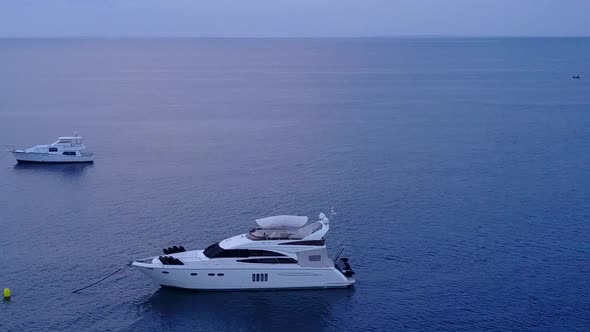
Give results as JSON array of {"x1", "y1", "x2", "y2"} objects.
[
  {"x1": 572, "y1": 75, "x2": 581, "y2": 79},
  {"x1": 7, "y1": 133, "x2": 94, "y2": 163}
]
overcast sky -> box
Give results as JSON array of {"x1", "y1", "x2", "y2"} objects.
[{"x1": 1, "y1": 0, "x2": 589, "y2": 37}]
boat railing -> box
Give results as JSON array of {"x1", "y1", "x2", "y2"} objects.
[
  {"x1": 187, "y1": 254, "x2": 226, "y2": 266},
  {"x1": 247, "y1": 228, "x2": 303, "y2": 241},
  {"x1": 247, "y1": 222, "x2": 324, "y2": 241}
]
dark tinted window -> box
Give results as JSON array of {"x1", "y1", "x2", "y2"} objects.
[
  {"x1": 238, "y1": 258, "x2": 297, "y2": 264},
  {"x1": 248, "y1": 250, "x2": 285, "y2": 257},
  {"x1": 279, "y1": 240, "x2": 325, "y2": 246},
  {"x1": 49, "y1": 147, "x2": 58, "y2": 152},
  {"x1": 203, "y1": 242, "x2": 285, "y2": 259},
  {"x1": 309, "y1": 255, "x2": 321, "y2": 262},
  {"x1": 62, "y1": 151, "x2": 76, "y2": 156},
  {"x1": 252, "y1": 273, "x2": 269, "y2": 282},
  {"x1": 203, "y1": 242, "x2": 224, "y2": 257}
]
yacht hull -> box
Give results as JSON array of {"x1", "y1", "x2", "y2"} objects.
[
  {"x1": 132, "y1": 263, "x2": 355, "y2": 291},
  {"x1": 12, "y1": 151, "x2": 94, "y2": 163}
]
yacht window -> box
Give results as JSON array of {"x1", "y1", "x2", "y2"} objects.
[
  {"x1": 203, "y1": 242, "x2": 224, "y2": 257},
  {"x1": 62, "y1": 151, "x2": 76, "y2": 156},
  {"x1": 251, "y1": 273, "x2": 269, "y2": 282},
  {"x1": 308, "y1": 255, "x2": 321, "y2": 262},
  {"x1": 248, "y1": 250, "x2": 285, "y2": 257},
  {"x1": 203, "y1": 242, "x2": 285, "y2": 259},
  {"x1": 277, "y1": 258, "x2": 297, "y2": 263},
  {"x1": 49, "y1": 147, "x2": 58, "y2": 152},
  {"x1": 238, "y1": 258, "x2": 297, "y2": 264}
]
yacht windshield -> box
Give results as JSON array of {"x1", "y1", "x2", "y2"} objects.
[{"x1": 203, "y1": 242, "x2": 286, "y2": 259}]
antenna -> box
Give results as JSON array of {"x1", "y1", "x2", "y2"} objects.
[{"x1": 333, "y1": 246, "x2": 345, "y2": 262}]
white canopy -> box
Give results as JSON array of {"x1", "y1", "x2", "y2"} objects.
[{"x1": 255, "y1": 215, "x2": 308, "y2": 229}]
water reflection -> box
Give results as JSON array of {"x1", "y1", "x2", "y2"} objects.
[
  {"x1": 139, "y1": 287, "x2": 355, "y2": 331},
  {"x1": 13, "y1": 162, "x2": 94, "y2": 177}
]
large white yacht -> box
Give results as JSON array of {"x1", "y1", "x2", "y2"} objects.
[
  {"x1": 8, "y1": 133, "x2": 94, "y2": 163},
  {"x1": 132, "y1": 213, "x2": 355, "y2": 291}
]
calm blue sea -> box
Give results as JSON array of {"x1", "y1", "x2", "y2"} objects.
[{"x1": 0, "y1": 38, "x2": 589, "y2": 331}]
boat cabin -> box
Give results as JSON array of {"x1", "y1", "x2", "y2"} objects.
[{"x1": 53, "y1": 137, "x2": 84, "y2": 147}]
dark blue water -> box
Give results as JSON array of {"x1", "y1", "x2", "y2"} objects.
[{"x1": 1, "y1": 38, "x2": 589, "y2": 331}]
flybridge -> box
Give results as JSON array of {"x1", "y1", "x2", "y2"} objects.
[
  {"x1": 247, "y1": 213, "x2": 330, "y2": 241},
  {"x1": 255, "y1": 215, "x2": 309, "y2": 228},
  {"x1": 57, "y1": 131, "x2": 84, "y2": 145},
  {"x1": 57, "y1": 137, "x2": 83, "y2": 142}
]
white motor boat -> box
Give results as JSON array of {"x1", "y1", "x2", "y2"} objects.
[
  {"x1": 132, "y1": 213, "x2": 355, "y2": 291},
  {"x1": 8, "y1": 133, "x2": 94, "y2": 163}
]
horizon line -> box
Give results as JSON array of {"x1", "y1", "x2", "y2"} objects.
[{"x1": 1, "y1": 35, "x2": 590, "y2": 39}]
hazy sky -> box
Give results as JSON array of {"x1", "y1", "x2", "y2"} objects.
[{"x1": 1, "y1": 0, "x2": 590, "y2": 37}]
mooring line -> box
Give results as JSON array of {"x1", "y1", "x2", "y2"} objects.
[{"x1": 72, "y1": 264, "x2": 129, "y2": 293}]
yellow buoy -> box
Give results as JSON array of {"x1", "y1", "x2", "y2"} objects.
[{"x1": 3, "y1": 288, "x2": 11, "y2": 299}]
